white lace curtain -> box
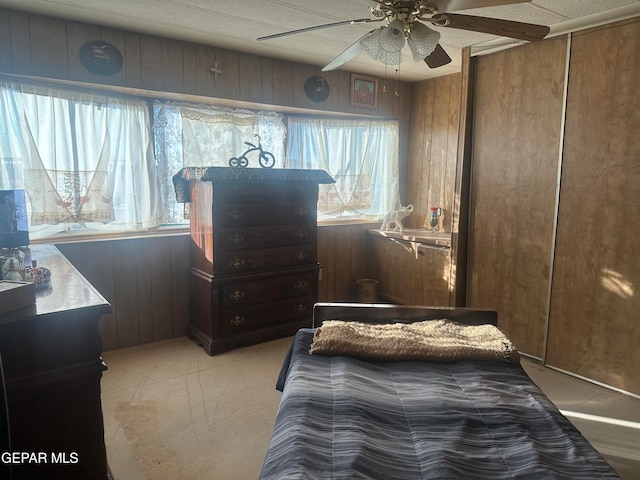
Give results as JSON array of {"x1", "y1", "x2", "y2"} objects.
[
  {"x1": 0, "y1": 81, "x2": 161, "y2": 237},
  {"x1": 154, "y1": 101, "x2": 286, "y2": 224},
  {"x1": 286, "y1": 117, "x2": 400, "y2": 219}
]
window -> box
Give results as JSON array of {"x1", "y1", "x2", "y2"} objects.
[
  {"x1": 1, "y1": 81, "x2": 400, "y2": 240},
  {"x1": 0, "y1": 81, "x2": 160, "y2": 238},
  {"x1": 286, "y1": 117, "x2": 400, "y2": 220},
  {"x1": 153, "y1": 101, "x2": 286, "y2": 225}
]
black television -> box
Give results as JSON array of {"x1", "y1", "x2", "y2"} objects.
[{"x1": 0, "y1": 189, "x2": 29, "y2": 249}]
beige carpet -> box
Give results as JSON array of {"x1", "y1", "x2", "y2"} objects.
[
  {"x1": 101, "y1": 336, "x2": 290, "y2": 480},
  {"x1": 101, "y1": 336, "x2": 640, "y2": 480}
]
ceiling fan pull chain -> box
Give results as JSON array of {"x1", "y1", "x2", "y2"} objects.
[{"x1": 383, "y1": 63, "x2": 388, "y2": 93}]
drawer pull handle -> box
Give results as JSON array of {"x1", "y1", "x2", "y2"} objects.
[
  {"x1": 230, "y1": 290, "x2": 245, "y2": 301},
  {"x1": 295, "y1": 207, "x2": 307, "y2": 217},
  {"x1": 231, "y1": 315, "x2": 245, "y2": 326},
  {"x1": 294, "y1": 304, "x2": 307, "y2": 313},
  {"x1": 295, "y1": 229, "x2": 307, "y2": 239},
  {"x1": 293, "y1": 251, "x2": 308, "y2": 261},
  {"x1": 229, "y1": 233, "x2": 245, "y2": 245},
  {"x1": 230, "y1": 257, "x2": 246, "y2": 268},
  {"x1": 293, "y1": 280, "x2": 308, "y2": 290},
  {"x1": 228, "y1": 209, "x2": 243, "y2": 220}
]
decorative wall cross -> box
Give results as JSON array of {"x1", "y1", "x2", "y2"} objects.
[{"x1": 210, "y1": 62, "x2": 222, "y2": 80}]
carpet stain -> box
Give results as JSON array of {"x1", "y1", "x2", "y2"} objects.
[{"x1": 115, "y1": 400, "x2": 184, "y2": 479}]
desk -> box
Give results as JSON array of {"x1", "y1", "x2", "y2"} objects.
[{"x1": 0, "y1": 244, "x2": 111, "y2": 480}]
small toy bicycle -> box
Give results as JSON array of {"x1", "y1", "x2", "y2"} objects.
[{"x1": 228, "y1": 134, "x2": 275, "y2": 168}]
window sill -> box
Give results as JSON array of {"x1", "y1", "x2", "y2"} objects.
[
  {"x1": 30, "y1": 226, "x2": 189, "y2": 245},
  {"x1": 318, "y1": 219, "x2": 380, "y2": 227},
  {"x1": 368, "y1": 228, "x2": 451, "y2": 249},
  {"x1": 30, "y1": 219, "x2": 379, "y2": 244}
]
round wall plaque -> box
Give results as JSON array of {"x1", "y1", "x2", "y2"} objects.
[
  {"x1": 79, "y1": 40, "x2": 123, "y2": 76},
  {"x1": 304, "y1": 76, "x2": 330, "y2": 102}
]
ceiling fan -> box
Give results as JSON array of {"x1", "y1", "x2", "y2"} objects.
[{"x1": 257, "y1": 0, "x2": 550, "y2": 71}]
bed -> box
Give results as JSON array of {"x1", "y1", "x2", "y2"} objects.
[{"x1": 259, "y1": 303, "x2": 619, "y2": 480}]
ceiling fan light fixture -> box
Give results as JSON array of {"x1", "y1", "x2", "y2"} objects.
[
  {"x1": 259, "y1": 1, "x2": 551, "y2": 73},
  {"x1": 407, "y1": 21, "x2": 441, "y2": 61},
  {"x1": 378, "y1": 49, "x2": 404, "y2": 66},
  {"x1": 379, "y1": 19, "x2": 405, "y2": 52},
  {"x1": 360, "y1": 29, "x2": 383, "y2": 61},
  {"x1": 360, "y1": 19, "x2": 406, "y2": 65}
]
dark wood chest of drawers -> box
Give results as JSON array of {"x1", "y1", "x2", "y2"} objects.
[
  {"x1": 0, "y1": 244, "x2": 111, "y2": 480},
  {"x1": 174, "y1": 167, "x2": 333, "y2": 354}
]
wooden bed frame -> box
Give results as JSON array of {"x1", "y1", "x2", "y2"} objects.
[
  {"x1": 261, "y1": 303, "x2": 620, "y2": 480},
  {"x1": 312, "y1": 302, "x2": 498, "y2": 328}
]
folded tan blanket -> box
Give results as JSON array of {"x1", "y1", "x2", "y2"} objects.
[{"x1": 309, "y1": 319, "x2": 520, "y2": 364}]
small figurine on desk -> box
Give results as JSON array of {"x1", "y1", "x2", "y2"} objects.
[
  {"x1": 3, "y1": 256, "x2": 22, "y2": 280},
  {"x1": 428, "y1": 207, "x2": 442, "y2": 232},
  {"x1": 1, "y1": 248, "x2": 25, "y2": 280},
  {"x1": 381, "y1": 204, "x2": 413, "y2": 232},
  {"x1": 30, "y1": 260, "x2": 52, "y2": 290}
]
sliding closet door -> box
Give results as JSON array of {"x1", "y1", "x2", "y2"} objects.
[
  {"x1": 466, "y1": 38, "x2": 568, "y2": 357},
  {"x1": 546, "y1": 20, "x2": 640, "y2": 393}
]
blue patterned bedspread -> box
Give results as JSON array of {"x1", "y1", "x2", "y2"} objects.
[{"x1": 260, "y1": 329, "x2": 619, "y2": 480}]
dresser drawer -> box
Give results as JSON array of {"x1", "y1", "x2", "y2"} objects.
[
  {"x1": 214, "y1": 183, "x2": 311, "y2": 205},
  {"x1": 216, "y1": 245, "x2": 315, "y2": 275},
  {"x1": 221, "y1": 271, "x2": 314, "y2": 309},
  {"x1": 217, "y1": 203, "x2": 315, "y2": 227},
  {"x1": 219, "y1": 296, "x2": 314, "y2": 335},
  {"x1": 218, "y1": 224, "x2": 314, "y2": 251}
]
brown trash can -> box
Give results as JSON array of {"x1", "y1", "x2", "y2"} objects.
[{"x1": 356, "y1": 278, "x2": 378, "y2": 303}]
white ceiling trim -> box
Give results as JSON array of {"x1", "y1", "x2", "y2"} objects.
[{"x1": 470, "y1": 3, "x2": 640, "y2": 57}]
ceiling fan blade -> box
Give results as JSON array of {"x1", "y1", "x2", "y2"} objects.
[
  {"x1": 424, "y1": 0, "x2": 531, "y2": 13},
  {"x1": 257, "y1": 18, "x2": 379, "y2": 41},
  {"x1": 322, "y1": 31, "x2": 374, "y2": 71},
  {"x1": 423, "y1": 44, "x2": 452, "y2": 68},
  {"x1": 431, "y1": 13, "x2": 549, "y2": 41}
]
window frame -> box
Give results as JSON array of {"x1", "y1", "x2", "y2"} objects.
[{"x1": 0, "y1": 76, "x2": 403, "y2": 243}]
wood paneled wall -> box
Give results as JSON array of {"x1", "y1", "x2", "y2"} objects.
[
  {"x1": 407, "y1": 74, "x2": 461, "y2": 231},
  {"x1": 369, "y1": 238, "x2": 451, "y2": 305},
  {"x1": 57, "y1": 223, "x2": 447, "y2": 352},
  {"x1": 317, "y1": 223, "x2": 378, "y2": 302},
  {"x1": 466, "y1": 18, "x2": 640, "y2": 395},
  {"x1": 55, "y1": 223, "x2": 375, "y2": 351},
  {"x1": 0, "y1": 8, "x2": 411, "y2": 118},
  {"x1": 367, "y1": 74, "x2": 462, "y2": 308},
  {"x1": 56, "y1": 236, "x2": 190, "y2": 352}
]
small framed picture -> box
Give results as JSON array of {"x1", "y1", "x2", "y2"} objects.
[{"x1": 350, "y1": 74, "x2": 378, "y2": 109}]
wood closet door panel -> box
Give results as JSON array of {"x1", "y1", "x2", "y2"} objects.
[
  {"x1": 466, "y1": 38, "x2": 567, "y2": 357},
  {"x1": 546, "y1": 20, "x2": 640, "y2": 394}
]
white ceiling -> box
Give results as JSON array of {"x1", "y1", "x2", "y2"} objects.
[{"x1": 5, "y1": 0, "x2": 640, "y2": 81}]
